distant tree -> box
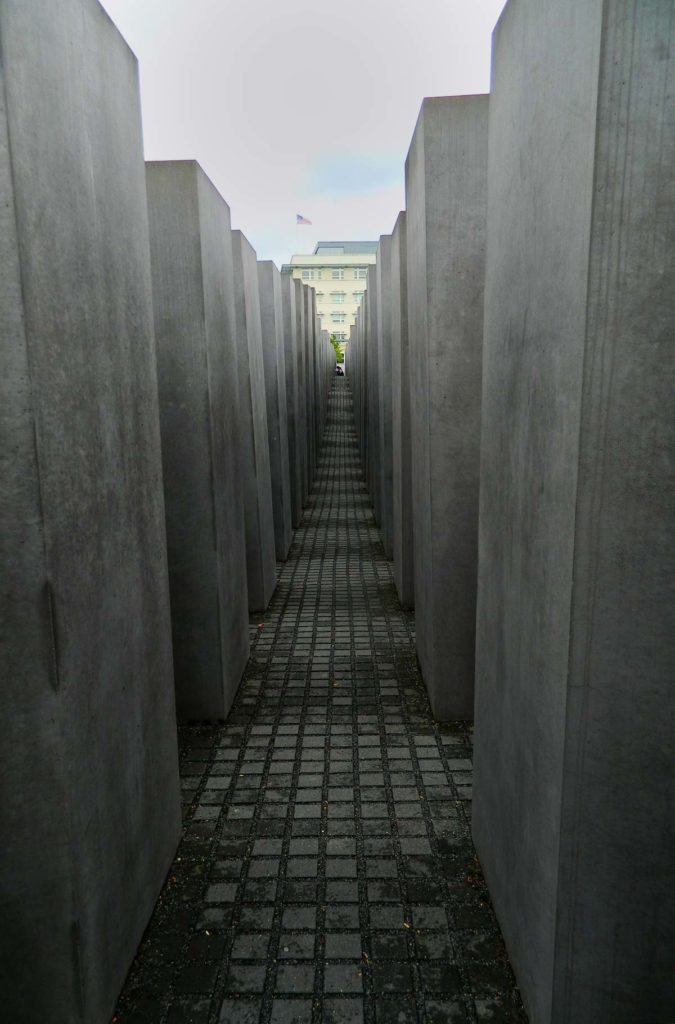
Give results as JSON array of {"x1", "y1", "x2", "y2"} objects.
[{"x1": 329, "y1": 335, "x2": 344, "y2": 362}]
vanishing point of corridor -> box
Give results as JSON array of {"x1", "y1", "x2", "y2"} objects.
[{"x1": 115, "y1": 381, "x2": 527, "y2": 1024}]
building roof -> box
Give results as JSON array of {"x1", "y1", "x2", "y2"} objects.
[
  {"x1": 282, "y1": 240, "x2": 379, "y2": 273},
  {"x1": 313, "y1": 241, "x2": 378, "y2": 255}
]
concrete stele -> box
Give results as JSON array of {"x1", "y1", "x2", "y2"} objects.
[
  {"x1": 390, "y1": 212, "x2": 414, "y2": 607},
  {"x1": 473, "y1": 2, "x2": 675, "y2": 1021},
  {"x1": 296, "y1": 279, "x2": 310, "y2": 505},
  {"x1": 303, "y1": 284, "x2": 317, "y2": 485},
  {"x1": 280, "y1": 273, "x2": 303, "y2": 527},
  {"x1": 405, "y1": 94, "x2": 489, "y2": 720},
  {"x1": 0, "y1": 2, "x2": 180, "y2": 1019},
  {"x1": 366, "y1": 266, "x2": 381, "y2": 524},
  {"x1": 258, "y1": 261, "x2": 293, "y2": 560},
  {"x1": 146, "y1": 160, "x2": 250, "y2": 721},
  {"x1": 231, "y1": 230, "x2": 277, "y2": 612},
  {"x1": 376, "y1": 233, "x2": 394, "y2": 559}
]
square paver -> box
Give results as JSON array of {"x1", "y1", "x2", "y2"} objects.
[
  {"x1": 325, "y1": 932, "x2": 363, "y2": 959},
  {"x1": 275, "y1": 964, "x2": 316, "y2": 994}
]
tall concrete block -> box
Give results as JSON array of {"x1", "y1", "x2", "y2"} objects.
[
  {"x1": 405, "y1": 95, "x2": 488, "y2": 720},
  {"x1": 0, "y1": 2, "x2": 180, "y2": 1020},
  {"x1": 376, "y1": 234, "x2": 394, "y2": 558},
  {"x1": 258, "y1": 261, "x2": 293, "y2": 560},
  {"x1": 360, "y1": 297, "x2": 368, "y2": 464},
  {"x1": 320, "y1": 329, "x2": 332, "y2": 434},
  {"x1": 303, "y1": 285, "x2": 317, "y2": 485},
  {"x1": 350, "y1": 317, "x2": 362, "y2": 440},
  {"x1": 231, "y1": 230, "x2": 277, "y2": 611},
  {"x1": 316, "y1": 316, "x2": 325, "y2": 445},
  {"x1": 366, "y1": 268, "x2": 381, "y2": 521},
  {"x1": 352, "y1": 314, "x2": 361, "y2": 446},
  {"x1": 281, "y1": 273, "x2": 303, "y2": 527},
  {"x1": 390, "y1": 212, "x2": 414, "y2": 607},
  {"x1": 145, "y1": 161, "x2": 249, "y2": 721},
  {"x1": 313, "y1": 309, "x2": 321, "y2": 464},
  {"x1": 359, "y1": 294, "x2": 370, "y2": 468},
  {"x1": 324, "y1": 330, "x2": 332, "y2": 421},
  {"x1": 295, "y1": 279, "x2": 310, "y2": 505},
  {"x1": 473, "y1": 4, "x2": 675, "y2": 1022}
]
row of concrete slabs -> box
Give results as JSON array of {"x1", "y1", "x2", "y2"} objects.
[
  {"x1": 348, "y1": 1, "x2": 675, "y2": 1021},
  {"x1": 0, "y1": 2, "x2": 334, "y2": 1021}
]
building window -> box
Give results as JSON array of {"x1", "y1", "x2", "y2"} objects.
[
  {"x1": 331, "y1": 312, "x2": 346, "y2": 323},
  {"x1": 334, "y1": 332, "x2": 347, "y2": 340},
  {"x1": 353, "y1": 291, "x2": 364, "y2": 302},
  {"x1": 301, "y1": 269, "x2": 321, "y2": 280},
  {"x1": 355, "y1": 268, "x2": 368, "y2": 279},
  {"x1": 331, "y1": 269, "x2": 345, "y2": 280},
  {"x1": 331, "y1": 292, "x2": 346, "y2": 304}
]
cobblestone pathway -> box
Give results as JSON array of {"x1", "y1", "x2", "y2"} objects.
[{"x1": 116, "y1": 380, "x2": 527, "y2": 1024}]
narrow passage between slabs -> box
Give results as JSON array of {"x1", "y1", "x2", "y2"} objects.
[{"x1": 116, "y1": 378, "x2": 527, "y2": 1024}]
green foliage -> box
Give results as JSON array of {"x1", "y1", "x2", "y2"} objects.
[{"x1": 329, "y1": 335, "x2": 344, "y2": 363}]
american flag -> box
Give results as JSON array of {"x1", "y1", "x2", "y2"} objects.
[{"x1": 296, "y1": 213, "x2": 312, "y2": 225}]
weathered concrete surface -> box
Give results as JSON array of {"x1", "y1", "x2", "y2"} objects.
[
  {"x1": 351, "y1": 301, "x2": 366, "y2": 465},
  {"x1": 303, "y1": 285, "x2": 317, "y2": 486},
  {"x1": 231, "y1": 231, "x2": 277, "y2": 611},
  {"x1": 296, "y1": 281, "x2": 310, "y2": 506},
  {"x1": 316, "y1": 318, "x2": 326, "y2": 452},
  {"x1": 390, "y1": 212, "x2": 414, "y2": 608},
  {"x1": 0, "y1": 3, "x2": 180, "y2": 1021},
  {"x1": 376, "y1": 234, "x2": 394, "y2": 559},
  {"x1": 280, "y1": 273, "x2": 303, "y2": 527},
  {"x1": 321, "y1": 329, "x2": 333, "y2": 431},
  {"x1": 361, "y1": 295, "x2": 369, "y2": 477},
  {"x1": 405, "y1": 95, "x2": 488, "y2": 720},
  {"x1": 357, "y1": 301, "x2": 367, "y2": 471},
  {"x1": 258, "y1": 261, "x2": 293, "y2": 559},
  {"x1": 473, "y1": 3, "x2": 675, "y2": 1022},
  {"x1": 366, "y1": 268, "x2": 381, "y2": 525},
  {"x1": 146, "y1": 161, "x2": 249, "y2": 721}
]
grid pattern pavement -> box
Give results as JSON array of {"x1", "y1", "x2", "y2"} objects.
[{"x1": 115, "y1": 379, "x2": 527, "y2": 1024}]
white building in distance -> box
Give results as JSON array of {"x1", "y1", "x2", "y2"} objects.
[{"x1": 282, "y1": 241, "x2": 378, "y2": 349}]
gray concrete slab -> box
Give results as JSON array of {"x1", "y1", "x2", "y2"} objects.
[
  {"x1": 362, "y1": 303, "x2": 367, "y2": 453},
  {"x1": 280, "y1": 273, "x2": 303, "y2": 527},
  {"x1": 358, "y1": 297, "x2": 369, "y2": 470},
  {"x1": 146, "y1": 161, "x2": 249, "y2": 721},
  {"x1": 258, "y1": 261, "x2": 293, "y2": 560},
  {"x1": 405, "y1": 94, "x2": 488, "y2": 720},
  {"x1": 303, "y1": 285, "x2": 317, "y2": 486},
  {"x1": 390, "y1": 212, "x2": 414, "y2": 608},
  {"x1": 231, "y1": 230, "x2": 277, "y2": 611},
  {"x1": 350, "y1": 317, "x2": 360, "y2": 446},
  {"x1": 321, "y1": 329, "x2": 332, "y2": 431},
  {"x1": 296, "y1": 281, "x2": 310, "y2": 505},
  {"x1": 316, "y1": 316, "x2": 325, "y2": 450},
  {"x1": 473, "y1": 3, "x2": 675, "y2": 1022},
  {"x1": 0, "y1": 3, "x2": 180, "y2": 1020},
  {"x1": 366, "y1": 268, "x2": 381, "y2": 524},
  {"x1": 354, "y1": 321, "x2": 364, "y2": 428},
  {"x1": 376, "y1": 234, "x2": 394, "y2": 559}
]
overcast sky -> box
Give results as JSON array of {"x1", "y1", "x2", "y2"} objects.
[{"x1": 100, "y1": 0, "x2": 506, "y2": 268}]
